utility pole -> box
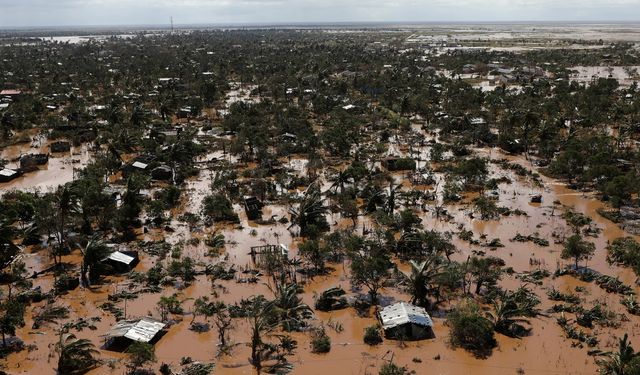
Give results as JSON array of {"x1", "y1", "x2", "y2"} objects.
[{"x1": 171, "y1": 16, "x2": 174, "y2": 34}]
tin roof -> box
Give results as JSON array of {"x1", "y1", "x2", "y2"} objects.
[
  {"x1": 106, "y1": 317, "x2": 166, "y2": 343},
  {"x1": 107, "y1": 251, "x2": 136, "y2": 265},
  {"x1": 132, "y1": 161, "x2": 148, "y2": 169},
  {"x1": 379, "y1": 302, "x2": 433, "y2": 330},
  {"x1": 0, "y1": 169, "x2": 18, "y2": 177}
]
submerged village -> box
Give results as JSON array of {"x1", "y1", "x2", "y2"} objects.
[{"x1": 1, "y1": 24, "x2": 640, "y2": 374}]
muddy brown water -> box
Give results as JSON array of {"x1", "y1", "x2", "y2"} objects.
[{"x1": 3, "y1": 133, "x2": 640, "y2": 375}]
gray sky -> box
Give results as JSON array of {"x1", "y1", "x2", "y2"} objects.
[{"x1": 0, "y1": 0, "x2": 639, "y2": 27}]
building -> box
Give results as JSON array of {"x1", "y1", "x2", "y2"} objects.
[
  {"x1": 244, "y1": 196, "x2": 263, "y2": 220},
  {"x1": 378, "y1": 302, "x2": 434, "y2": 340},
  {"x1": 0, "y1": 168, "x2": 20, "y2": 183},
  {"x1": 103, "y1": 250, "x2": 139, "y2": 273},
  {"x1": 105, "y1": 317, "x2": 166, "y2": 350}
]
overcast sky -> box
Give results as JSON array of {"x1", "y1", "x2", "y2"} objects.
[{"x1": 1, "y1": 0, "x2": 640, "y2": 27}]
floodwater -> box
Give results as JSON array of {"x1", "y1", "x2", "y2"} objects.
[
  {"x1": 0, "y1": 138, "x2": 92, "y2": 193},
  {"x1": 4, "y1": 123, "x2": 640, "y2": 375}
]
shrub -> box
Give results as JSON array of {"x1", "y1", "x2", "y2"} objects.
[
  {"x1": 364, "y1": 325, "x2": 383, "y2": 345},
  {"x1": 446, "y1": 300, "x2": 496, "y2": 357},
  {"x1": 311, "y1": 328, "x2": 331, "y2": 353}
]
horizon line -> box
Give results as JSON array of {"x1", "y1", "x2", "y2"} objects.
[{"x1": 2, "y1": 19, "x2": 640, "y2": 32}]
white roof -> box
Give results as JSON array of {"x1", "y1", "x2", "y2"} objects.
[
  {"x1": 379, "y1": 302, "x2": 433, "y2": 330},
  {"x1": 132, "y1": 161, "x2": 148, "y2": 169},
  {"x1": 107, "y1": 251, "x2": 136, "y2": 265},
  {"x1": 0, "y1": 169, "x2": 17, "y2": 177},
  {"x1": 342, "y1": 104, "x2": 356, "y2": 110},
  {"x1": 107, "y1": 317, "x2": 166, "y2": 343}
]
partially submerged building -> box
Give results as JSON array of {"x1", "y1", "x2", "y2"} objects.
[
  {"x1": 378, "y1": 302, "x2": 434, "y2": 340},
  {"x1": 250, "y1": 244, "x2": 289, "y2": 268},
  {"x1": 244, "y1": 196, "x2": 263, "y2": 220},
  {"x1": 105, "y1": 317, "x2": 166, "y2": 350},
  {"x1": 50, "y1": 141, "x2": 71, "y2": 153},
  {"x1": 103, "y1": 250, "x2": 139, "y2": 273},
  {"x1": 0, "y1": 168, "x2": 20, "y2": 183},
  {"x1": 19, "y1": 153, "x2": 49, "y2": 169}
]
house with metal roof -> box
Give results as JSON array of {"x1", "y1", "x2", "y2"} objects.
[
  {"x1": 102, "y1": 250, "x2": 139, "y2": 273},
  {"x1": 378, "y1": 302, "x2": 434, "y2": 340},
  {"x1": 105, "y1": 317, "x2": 166, "y2": 350},
  {"x1": 0, "y1": 168, "x2": 20, "y2": 183}
]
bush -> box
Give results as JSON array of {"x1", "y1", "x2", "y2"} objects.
[
  {"x1": 446, "y1": 300, "x2": 496, "y2": 357},
  {"x1": 201, "y1": 193, "x2": 239, "y2": 223},
  {"x1": 364, "y1": 325, "x2": 383, "y2": 345},
  {"x1": 311, "y1": 328, "x2": 331, "y2": 353},
  {"x1": 379, "y1": 363, "x2": 414, "y2": 375}
]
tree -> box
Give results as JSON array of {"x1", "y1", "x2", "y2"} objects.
[
  {"x1": 0, "y1": 298, "x2": 25, "y2": 348},
  {"x1": 455, "y1": 157, "x2": 488, "y2": 191},
  {"x1": 0, "y1": 218, "x2": 20, "y2": 268},
  {"x1": 298, "y1": 239, "x2": 329, "y2": 273},
  {"x1": 288, "y1": 184, "x2": 329, "y2": 237},
  {"x1": 486, "y1": 287, "x2": 540, "y2": 338},
  {"x1": 403, "y1": 257, "x2": 444, "y2": 308},
  {"x1": 56, "y1": 333, "x2": 100, "y2": 375},
  {"x1": 349, "y1": 240, "x2": 392, "y2": 304},
  {"x1": 53, "y1": 185, "x2": 78, "y2": 264},
  {"x1": 246, "y1": 298, "x2": 278, "y2": 374},
  {"x1": 598, "y1": 334, "x2": 640, "y2": 375},
  {"x1": 157, "y1": 294, "x2": 184, "y2": 321},
  {"x1": 468, "y1": 256, "x2": 504, "y2": 294},
  {"x1": 447, "y1": 300, "x2": 496, "y2": 358},
  {"x1": 127, "y1": 342, "x2": 156, "y2": 370},
  {"x1": 201, "y1": 193, "x2": 239, "y2": 224},
  {"x1": 271, "y1": 283, "x2": 313, "y2": 332},
  {"x1": 79, "y1": 237, "x2": 111, "y2": 287},
  {"x1": 213, "y1": 308, "x2": 233, "y2": 354},
  {"x1": 562, "y1": 234, "x2": 596, "y2": 269}
]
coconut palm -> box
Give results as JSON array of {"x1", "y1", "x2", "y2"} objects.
[
  {"x1": 486, "y1": 287, "x2": 540, "y2": 338},
  {"x1": 403, "y1": 257, "x2": 444, "y2": 308},
  {"x1": 271, "y1": 283, "x2": 312, "y2": 332},
  {"x1": 56, "y1": 333, "x2": 100, "y2": 375},
  {"x1": 79, "y1": 237, "x2": 111, "y2": 287},
  {"x1": 53, "y1": 185, "x2": 78, "y2": 265},
  {"x1": 288, "y1": 184, "x2": 328, "y2": 236}
]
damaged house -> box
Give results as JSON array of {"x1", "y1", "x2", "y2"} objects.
[{"x1": 378, "y1": 302, "x2": 434, "y2": 340}]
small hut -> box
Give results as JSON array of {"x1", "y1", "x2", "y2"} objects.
[
  {"x1": 382, "y1": 157, "x2": 416, "y2": 171},
  {"x1": 244, "y1": 196, "x2": 263, "y2": 220},
  {"x1": 19, "y1": 153, "x2": 49, "y2": 169},
  {"x1": 0, "y1": 168, "x2": 20, "y2": 183},
  {"x1": 378, "y1": 302, "x2": 434, "y2": 340},
  {"x1": 50, "y1": 141, "x2": 71, "y2": 153},
  {"x1": 104, "y1": 317, "x2": 166, "y2": 350},
  {"x1": 103, "y1": 250, "x2": 139, "y2": 273}
]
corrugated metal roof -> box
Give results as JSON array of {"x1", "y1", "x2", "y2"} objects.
[
  {"x1": 0, "y1": 169, "x2": 17, "y2": 177},
  {"x1": 107, "y1": 317, "x2": 166, "y2": 343},
  {"x1": 132, "y1": 161, "x2": 148, "y2": 169},
  {"x1": 379, "y1": 302, "x2": 433, "y2": 330},
  {"x1": 107, "y1": 251, "x2": 136, "y2": 265}
]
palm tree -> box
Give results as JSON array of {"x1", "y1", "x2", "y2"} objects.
[
  {"x1": 56, "y1": 333, "x2": 100, "y2": 375},
  {"x1": 486, "y1": 287, "x2": 540, "y2": 338},
  {"x1": 327, "y1": 169, "x2": 351, "y2": 195},
  {"x1": 403, "y1": 257, "x2": 444, "y2": 308},
  {"x1": 288, "y1": 184, "x2": 328, "y2": 236},
  {"x1": 598, "y1": 334, "x2": 638, "y2": 375},
  {"x1": 53, "y1": 185, "x2": 78, "y2": 265},
  {"x1": 271, "y1": 283, "x2": 312, "y2": 332},
  {"x1": 79, "y1": 237, "x2": 111, "y2": 287}
]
